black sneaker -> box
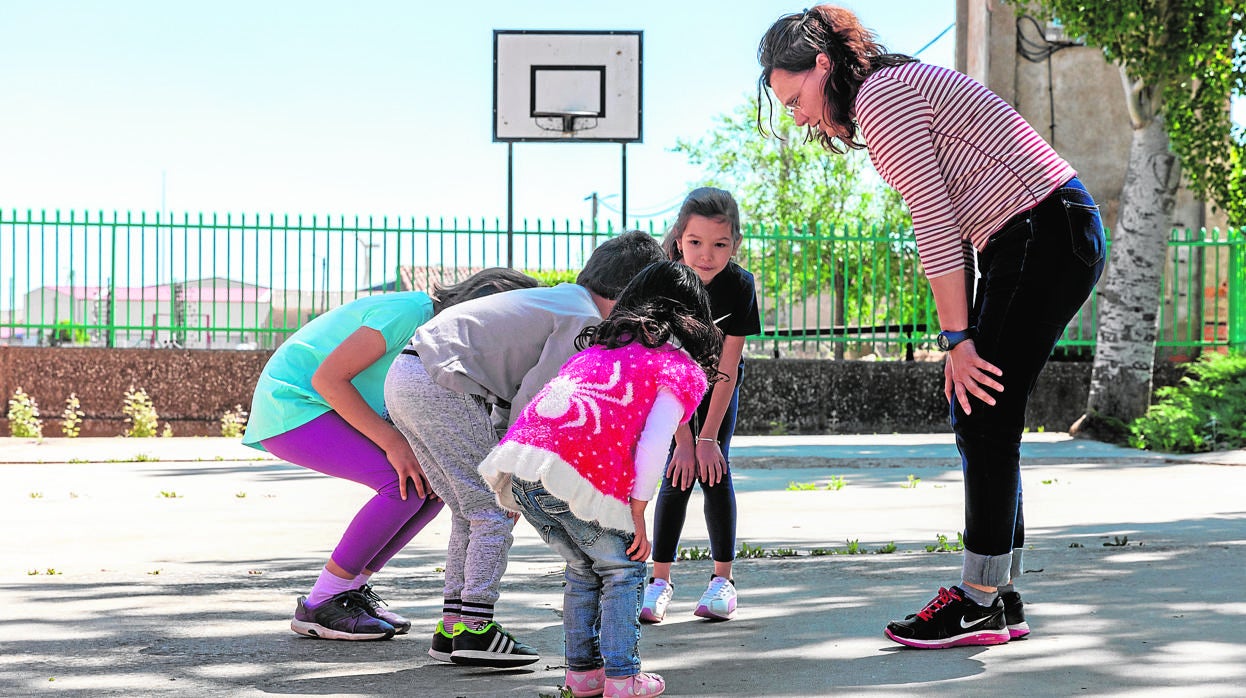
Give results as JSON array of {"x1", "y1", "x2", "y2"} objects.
[
  {"x1": 428, "y1": 620, "x2": 457, "y2": 663},
  {"x1": 884, "y1": 586, "x2": 1009, "y2": 649},
  {"x1": 290, "y1": 592, "x2": 396, "y2": 641},
  {"x1": 449, "y1": 621, "x2": 540, "y2": 667},
  {"x1": 1001, "y1": 590, "x2": 1030, "y2": 640},
  {"x1": 353, "y1": 584, "x2": 412, "y2": 635}
]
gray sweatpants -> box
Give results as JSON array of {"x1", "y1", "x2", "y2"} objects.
[{"x1": 384, "y1": 354, "x2": 514, "y2": 607}]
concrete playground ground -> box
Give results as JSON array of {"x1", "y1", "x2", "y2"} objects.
[{"x1": 1, "y1": 433, "x2": 1244, "y2": 697}]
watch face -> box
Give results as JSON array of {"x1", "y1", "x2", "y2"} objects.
[{"x1": 937, "y1": 333, "x2": 950, "y2": 351}]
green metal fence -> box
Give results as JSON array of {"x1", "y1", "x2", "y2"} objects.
[{"x1": 1, "y1": 208, "x2": 1242, "y2": 358}]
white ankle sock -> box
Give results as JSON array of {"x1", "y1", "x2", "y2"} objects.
[{"x1": 307, "y1": 567, "x2": 360, "y2": 607}]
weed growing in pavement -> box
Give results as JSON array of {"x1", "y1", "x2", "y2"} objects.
[
  {"x1": 902, "y1": 474, "x2": 921, "y2": 488},
  {"x1": 27, "y1": 568, "x2": 62, "y2": 575},
  {"x1": 1041, "y1": 478, "x2": 1059, "y2": 484},
  {"x1": 235, "y1": 492, "x2": 247, "y2": 498},
  {"x1": 7, "y1": 387, "x2": 43, "y2": 438},
  {"x1": 925, "y1": 533, "x2": 964, "y2": 553},
  {"x1": 768, "y1": 547, "x2": 799, "y2": 558},
  {"x1": 737, "y1": 542, "x2": 766, "y2": 559},
  {"x1": 677, "y1": 545, "x2": 712, "y2": 561},
  {"x1": 1103, "y1": 535, "x2": 1130, "y2": 547},
  {"x1": 60, "y1": 393, "x2": 84, "y2": 437},
  {"x1": 786, "y1": 481, "x2": 818, "y2": 491},
  {"x1": 875, "y1": 542, "x2": 898, "y2": 554},
  {"x1": 29, "y1": 492, "x2": 44, "y2": 499},
  {"x1": 220, "y1": 405, "x2": 249, "y2": 438},
  {"x1": 159, "y1": 490, "x2": 182, "y2": 499},
  {"x1": 826, "y1": 475, "x2": 847, "y2": 490},
  {"x1": 122, "y1": 387, "x2": 159, "y2": 437}
]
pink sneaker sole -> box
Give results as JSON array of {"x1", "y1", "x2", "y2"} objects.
[{"x1": 884, "y1": 627, "x2": 1009, "y2": 649}]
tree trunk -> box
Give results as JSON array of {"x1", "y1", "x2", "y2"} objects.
[{"x1": 1073, "y1": 114, "x2": 1180, "y2": 441}]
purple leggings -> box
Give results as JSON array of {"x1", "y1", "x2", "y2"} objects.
[{"x1": 262, "y1": 411, "x2": 443, "y2": 575}]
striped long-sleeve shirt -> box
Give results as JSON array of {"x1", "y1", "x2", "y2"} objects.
[{"x1": 854, "y1": 62, "x2": 1076, "y2": 279}]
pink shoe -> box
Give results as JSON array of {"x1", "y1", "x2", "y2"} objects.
[
  {"x1": 604, "y1": 671, "x2": 665, "y2": 697},
  {"x1": 565, "y1": 667, "x2": 606, "y2": 698}
]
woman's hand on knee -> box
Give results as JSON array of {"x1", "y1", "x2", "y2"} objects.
[{"x1": 943, "y1": 341, "x2": 1004, "y2": 414}]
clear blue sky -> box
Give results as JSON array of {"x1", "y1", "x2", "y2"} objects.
[{"x1": 0, "y1": 1, "x2": 957, "y2": 228}]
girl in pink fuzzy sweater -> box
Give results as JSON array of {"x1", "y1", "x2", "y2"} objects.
[{"x1": 479, "y1": 261, "x2": 722, "y2": 698}]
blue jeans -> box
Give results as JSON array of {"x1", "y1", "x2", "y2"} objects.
[
  {"x1": 652, "y1": 363, "x2": 742, "y2": 563},
  {"x1": 510, "y1": 478, "x2": 646, "y2": 678},
  {"x1": 955, "y1": 177, "x2": 1106, "y2": 587}
]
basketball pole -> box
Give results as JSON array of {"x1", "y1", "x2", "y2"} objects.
[
  {"x1": 506, "y1": 142, "x2": 514, "y2": 268},
  {"x1": 621, "y1": 143, "x2": 628, "y2": 231}
]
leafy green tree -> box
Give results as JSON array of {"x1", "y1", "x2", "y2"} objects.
[
  {"x1": 1009, "y1": 0, "x2": 1245, "y2": 439},
  {"x1": 675, "y1": 96, "x2": 921, "y2": 358}
]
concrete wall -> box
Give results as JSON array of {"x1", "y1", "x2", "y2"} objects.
[{"x1": 1, "y1": 347, "x2": 1180, "y2": 438}]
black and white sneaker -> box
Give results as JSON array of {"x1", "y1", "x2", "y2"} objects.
[
  {"x1": 884, "y1": 585, "x2": 1009, "y2": 649},
  {"x1": 449, "y1": 621, "x2": 540, "y2": 667},
  {"x1": 429, "y1": 620, "x2": 457, "y2": 662},
  {"x1": 1001, "y1": 590, "x2": 1030, "y2": 640}
]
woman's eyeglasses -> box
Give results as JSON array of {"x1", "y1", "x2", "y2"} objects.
[{"x1": 784, "y1": 70, "x2": 814, "y2": 118}]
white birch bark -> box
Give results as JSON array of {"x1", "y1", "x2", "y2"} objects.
[{"x1": 1081, "y1": 101, "x2": 1180, "y2": 431}]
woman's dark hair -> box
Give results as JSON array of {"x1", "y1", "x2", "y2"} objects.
[
  {"x1": 575, "y1": 261, "x2": 724, "y2": 382},
  {"x1": 431, "y1": 267, "x2": 540, "y2": 313},
  {"x1": 756, "y1": 4, "x2": 917, "y2": 153},
  {"x1": 661, "y1": 187, "x2": 742, "y2": 263}
]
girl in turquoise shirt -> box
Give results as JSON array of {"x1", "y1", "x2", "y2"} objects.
[{"x1": 243, "y1": 268, "x2": 537, "y2": 641}]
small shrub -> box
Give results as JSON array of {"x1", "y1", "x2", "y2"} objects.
[
  {"x1": 220, "y1": 405, "x2": 249, "y2": 438},
  {"x1": 524, "y1": 269, "x2": 578, "y2": 287},
  {"x1": 1129, "y1": 353, "x2": 1246, "y2": 452},
  {"x1": 7, "y1": 387, "x2": 44, "y2": 438},
  {"x1": 122, "y1": 387, "x2": 159, "y2": 437},
  {"x1": 60, "y1": 393, "x2": 84, "y2": 437}
]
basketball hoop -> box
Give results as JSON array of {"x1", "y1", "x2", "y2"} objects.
[{"x1": 533, "y1": 110, "x2": 600, "y2": 135}]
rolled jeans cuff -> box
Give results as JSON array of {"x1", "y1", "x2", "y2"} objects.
[{"x1": 962, "y1": 548, "x2": 1013, "y2": 588}]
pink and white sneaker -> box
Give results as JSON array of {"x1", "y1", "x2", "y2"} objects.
[
  {"x1": 565, "y1": 667, "x2": 606, "y2": 697},
  {"x1": 693, "y1": 575, "x2": 736, "y2": 620},
  {"x1": 639, "y1": 578, "x2": 673, "y2": 623},
  {"x1": 604, "y1": 671, "x2": 665, "y2": 698}
]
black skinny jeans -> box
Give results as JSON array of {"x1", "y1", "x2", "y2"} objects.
[{"x1": 955, "y1": 177, "x2": 1105, "y2": 578}]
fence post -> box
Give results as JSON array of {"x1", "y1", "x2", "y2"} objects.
[{"x1": 1230, "y1": 227, "x2": 1245, "y2": 353}]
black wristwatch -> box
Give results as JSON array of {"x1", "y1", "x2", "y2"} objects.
[{"x1": 937, "y1": 328, "x2": 975, "y2": 351}]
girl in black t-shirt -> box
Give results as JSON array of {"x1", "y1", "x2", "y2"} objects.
[{"x1": 640, "y1": 187, "x2": 761, "y2": 624}]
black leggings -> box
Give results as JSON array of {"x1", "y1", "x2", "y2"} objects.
[{"x1": 650, "y1": 366, "x2": 741, "y2": 564}]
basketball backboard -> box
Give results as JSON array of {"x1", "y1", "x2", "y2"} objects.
[{"x1": 493, "y1": 30, "x2": 642, "y2": 143}]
